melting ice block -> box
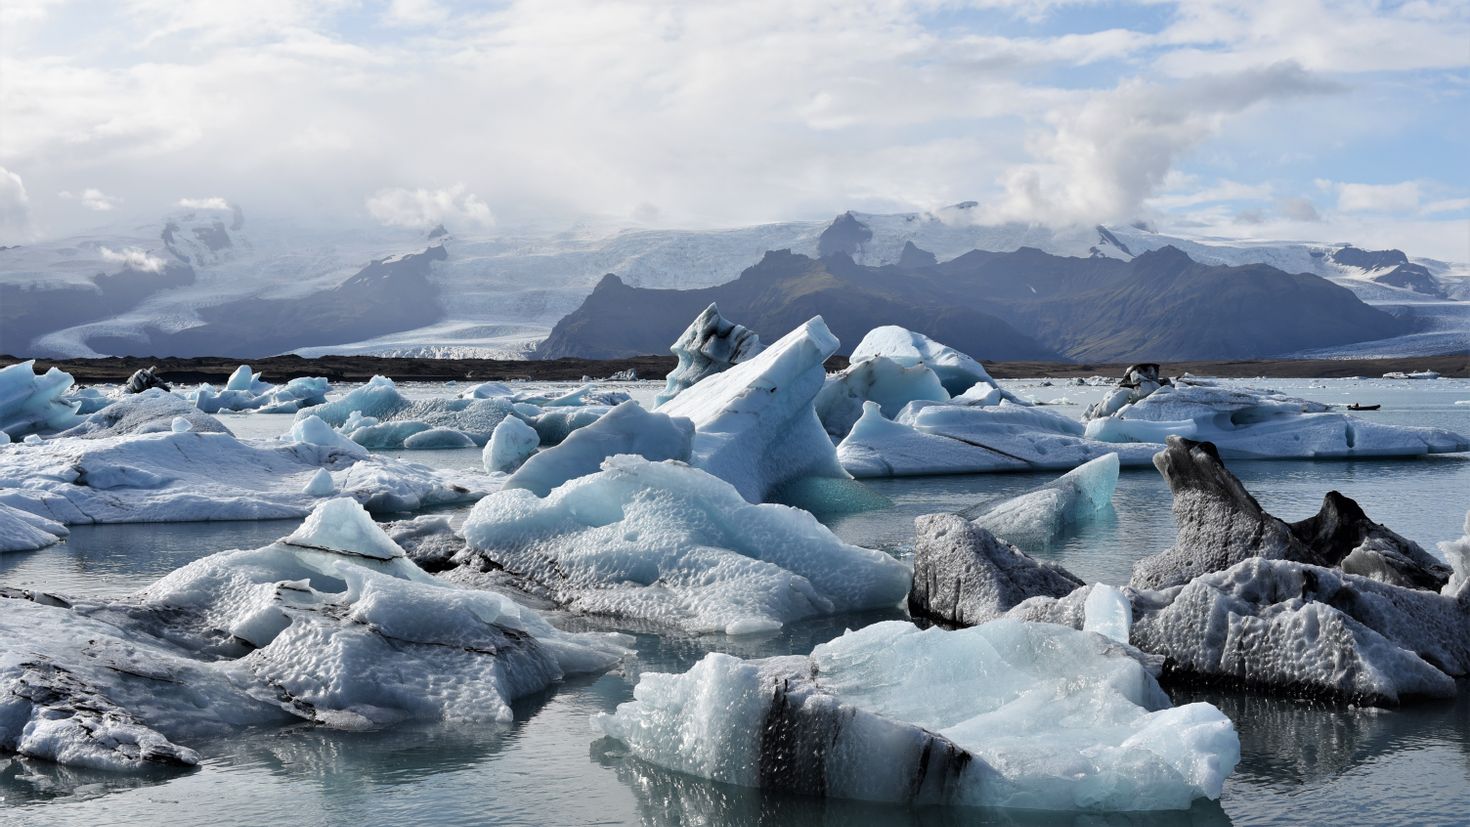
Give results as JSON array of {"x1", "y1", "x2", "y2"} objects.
[
  {"x1": 814, "y1": 356, "x2": 948, "y2": 439},
  {"x1": 654, "y1": 303, "x2": 764, "y2": 407},
  {"x1": 504, "y1": 400, "x2": 693, "y2": 496},
  {"x1": 62, "y1": 390, "x2": 229, "y2": 438},
  {"x1": 657, "y1": 316, "x2": 849, "y2": 502},
  {"x1": 0, "y1": 501, "x2": 69, "y2": 552},
  {"x1": 484, "y1": 415, "x2": 541, "y2": 474},
  {"x1": 0, "y1": 360, "x2": 83, "y2": 439},
  {"x1": 963, "y1": 452, "x2": 1119, "y2": 548},
  {"x1": 299, "y1": 375, "x2": 518, "y2": 447},
  {"x1": 848, "y1": 326, "x2": 1021, "y2": 400},
  {"x1": 594, "y1": 619, "x2": 1239, "y2": 811},
  {"x1": 462, "y1": 455, "x2": 910, "y2": 635},
  {"x1": 0, "y1": 498, "x2": 628, "y2": 770}
]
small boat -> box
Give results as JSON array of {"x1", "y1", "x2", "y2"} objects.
[{"x1": 1347, "y1": 403, "x2": 1381, "y2": 411}]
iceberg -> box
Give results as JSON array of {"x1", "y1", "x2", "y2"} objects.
[
  {"x1": 961, "y1": 452, "x2": 1119, "y2": 548},
  {"x1": 401, "y1": 427, "x2": 477, "y2": 449},
  {"x1": 189, "y1": 370, "x2": 330, "y2": 414},
  {"x1": 837, "y1": 400, "x2": 1158, "y2": 478},
  {"x1": 0, "y1": 425, "x2": 486, "y2": 525},
  {"x1": 908, "y1": 514, "x2": 1084, "y2": 627},
  {"x1": 0, "y1": 501, "x2": 69, "y2": 553},
  {"x1": 1084, "y1": 378, "x2": 1469, "y2": 459},
  {"x1": 657, "y1": 317, "x2": 850, "y2": 503},
  {"x1": 813, "y1": 356, "x2": 949, "y2": 439},
  {"x1": 297, "y1": 375, "x2": 519, "y2": 447},
  {"x1": 460, "y1": 455, "x2": 910, "y2": 635},
  {"x1": 847, "y1": 326, "x2": 1021, "y2": 400},
  {"x1": 0, "y1": 498, "x2": 627, "y2": 769},
  {"x1": 484, "y1": 416, "x2": 540, "y2": 474},
  {"x1": 59, "y1": 389, "x2": 230, "y2": 438},
  {"x1": 1440, "y1": 512, "x2": 1470, "y2": 597},
  {"x1": 1131, "y1": 437, "x2": 1450, "y2": 590},
  {"x1": 504, "y1": 401, "x2": 693, "y2": 497},
  {"x1": 594, "y1": 619, "x2": 1238, "y2": 811},
  {"x1": 654, "y1": 303, "x2": 764, "y2": 407},
  {"x1": 0, "y1": 360, "x2": 84, "y2": 439},
  {"x1": 531, "y1": 405, "x2": 609, "y2": 445}
]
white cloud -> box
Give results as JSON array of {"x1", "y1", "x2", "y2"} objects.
[
  {"x1": 98, "y1": 246, "x2": 166, "y2": 272},
  {"x1": 1335, "y1": 181, "x2": 1422, "y2": 213},
  {"x1": 1276, "y1": 196, "x2": 1321, "y2": 222},
  {"x1": 60, "y1": 187, "x2": 121, "y2": 210},
  {"x1": 0, "y1": 166, "x2": 33, "y2": 242},
  {"x1": 365, "y1": 184, "x2": 494, "y2": 229},
  {"x1": 177, "y1": 196, "x2": 232, "y2": 210}
]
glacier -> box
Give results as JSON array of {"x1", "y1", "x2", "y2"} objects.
[
  {"x1": 657, "y1": 316, "x2": 850, "y2": 503},
  {"x1": 593, "y1": 619, "x2": 1239, "y2": 811},
  {"x1": 0, "y1": 498, "x2": 628, "y2": 770},
  {"x1": 459, "y1": 455, "x2": 910, "y2": 635}
]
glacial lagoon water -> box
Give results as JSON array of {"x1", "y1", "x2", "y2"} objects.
[{"x1": 3, "y1": 377, "x2": 1468, "y2": 826}]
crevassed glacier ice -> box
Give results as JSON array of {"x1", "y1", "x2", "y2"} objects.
[
  {"x1": 837, "y1": 400, "x2": 1158, "y2": 478},
  {"x1": 594, "y1": 619, "x2": 1238, "y2": 811},
  {"x1": 0, "y1": 498, "x2": 627, "y2": 770},
  {"x1": 0, "y1": 426, "x2": 486, "y2": 525},
  {"x1": 657, "y1": 316, "x2": 850, "y2": 503},
  {"x1": 0, "y1": 501, "x2": 69, "y2": 552},
  {"x1": 461, "y1": 455, "x2": 910, "y2": 635},
  {"x1": 484, "y1": 415, "x2": 541, "y2": 474},
  {"x1": 655, "y1": 303, "x2": 764, "y2": 407},
  {"x1": 504, "y1": 401, "x2": 693, "y2": 497},
  {"x1": 1084, "y1": 379, "x2": 1469, "y2": 459},
  {"x1": 848, "y1": 326, "x2": 1022, "y2": 401},
  {"x1": 962, "y1": 452, "x2": 1119, "y2": 549},
  {"x1": 0, "y1": 360, "x2": 84, "y2": 439},
  {"x1": 813, "y1": 356, "x2": 949, "y2": 439}
]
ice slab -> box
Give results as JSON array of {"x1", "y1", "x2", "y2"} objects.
[
  {"x1": 657, "y1": 316, "x2": 849, "y2": 502},
  {"x1": 963, "y1": 452, "x2": 1119, "y2": 548},
  {"x1": 504, "y1": 401, "x2": 693, "y2": 497},
  {"x1": 461, "y1": 455, "x2": 910, "y2": 635},
  {"x1": 0, "y1": 501, "x2": 69, "y2": 553},
  {"x1": 594, "y1": 619, "x2": 1238, "y2": 811}
]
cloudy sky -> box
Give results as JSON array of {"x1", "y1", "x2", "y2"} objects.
[{"x1": 2, "y1": 0, "x2": 1467, "y2": 258}]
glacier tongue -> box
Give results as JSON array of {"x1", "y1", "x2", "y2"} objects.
[
  {"x1": 594, "y1": 619, "x2": 1239, "y2": 811},
  {"x1": 657, "y1": 316, "x2": 849, "y2": 503}
]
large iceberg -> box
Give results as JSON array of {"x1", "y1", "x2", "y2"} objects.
[
  {"x1": 1084, "y1": 378, "x2": 1469, "y2": 458},
  {"x1": 0, "y1": 423, "x2": 486, "y2": 525},
  {"x1": 460, "y1": 456, "x2": 910, "y2": 635},
  {"x1": 962, "y1": 452, "x2": 1119, "y2": 548},
  {"x1": 0, "y1": 498, "x2": 627, "y2": 770},
  {"x1": 594, "y1": 619, "x2": 1238, "y2": 811},
  {"x1": 848, "y1": 326, "x2": 1021, "y2": 400},
  {"x1": 813, "y1": 356, "x2": 949, "y2": 439},
  {"x1": 657, "y1": 317, "x2": 850, "y2": 503},
  {"x1": 504, "y1": 401, "x2": 693, "y2": 497},
  {"x1": 654, "y1": 303, "x2": 764, "y2": 407},
  {"x1": 0, "y1": 360, "x2": 84, "y2": 439},
  {"x1": 837, "y1": 400, "x2": 1158, "y2": 477}
]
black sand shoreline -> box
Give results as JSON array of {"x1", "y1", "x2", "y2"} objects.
[{"x1": 4, "y1": 352, "x2": 1467, "y2": 383}]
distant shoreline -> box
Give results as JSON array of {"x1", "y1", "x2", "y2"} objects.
[{"x1": 5, "y1": 352, "x2": 1467, "y2": 383}]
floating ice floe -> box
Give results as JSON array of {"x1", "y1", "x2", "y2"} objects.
[
  {"x1": 960, "y1": 452, "x2": 1119, "y2": 549},
  {"x1": 0, "y1": 498, "x2": 628, "y2": 770},
  {"x1": 484, "y1": 416, "x2": 541, "y2": 474},
  {"x1": 0, "y1": 360, "x2": 84, "y2": 439},
  {"x1": 0, "y1": 404, "x2": 486, "y2": 525},
  {"x1": 594, "y1": 619, "x2": 1238, "y2": 811},
  {"x1": 1084, "y1": 377, "x2": 1468, "y2": 458},
  {"x1": 504, "y1": 401, "x2": 693, "y2": 497},
  {"x1": 655, "y1": 303, "x2": 764, "y2": 407},
  {"x1": 913, "y1": 438, "x2": 1470, "y2": 705},
  {"x1": 59, "y1": 389, "x2": 229, "y2": 438},
  {"x1": 837, "y1": 400, "x2": 1159, "y2": 478},
  {"x1": 0, "y1": 501, "x2": 69, "y2": 552},
  {"x1": 189, "y1": 368, "x2": 330, "y2": 414},
  {"x1": 298, "y1": 375, "x2": 520, "y2": 449},
  {"x1": 658, "y1": 317, "x2": 850, "y2": 503},
  {"x1": 460, "y1": 455, "x2": 910, "y2": 635},
  {"x1": 814, "y1": 356, "x2": 949, "y2": 439}
]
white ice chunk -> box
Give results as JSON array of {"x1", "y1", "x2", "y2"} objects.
[
  {"x1": 655, "y1": 303, "x2": 764, "y2": 407},
  {"x1": 1439, "y1": 511, "x2": 1470, "y2": 597},
  {"x1": 303, "y1": 467, "x2": 336, "y2": 497},
  {"x1": 462, "y1": 455, "x2": 910, "y2": 635},
  {"x1": 0, "y1": 501, "x2": 69, "y2": 552},
  {"x1": 1083, "y1": 583, "x2": 1132, "y2": 644},
  {"x1": 284, "y1": 497, "x2": 405, "y2": 560},
  {"x1": 402, "y1": 427, "x2": 477, "y2": 449},
  {"x1": 657, "y1": 316, "x2": 849, "y2": 502},
  {"x1": 287, "y1": 415, "x2": 369, "y2": 458},
  {"x1": 848, "y1": 326, "x2": 1021, "y2": 400},
  {"x1": 814, "y1": 356, "x2": 949, "y2": 439},
  {"x1": 0, "y1": 360, "x2": 83, "y2": 438},
  {"x1": 594, "y1": 619, "x2": 1238, "y2": 811},
  {"x1": 170, "y1": 416, "x2": 192, "y2": 433},
  {"x1": 505, "y1": 401, "x2": 693, "y2": 497},
  {"x1": 966, "y1": 452, "x2": 1119, "y2": 548},
  {"x1": 484, "y1": 415, "x2": 541, "y2": 474}
]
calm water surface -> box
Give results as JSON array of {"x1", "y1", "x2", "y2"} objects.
[{"x1": 3, "y1": 377, "x2": 1468, "y2": 826}]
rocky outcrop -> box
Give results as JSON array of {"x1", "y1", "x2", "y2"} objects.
[{"x1": 908, "y1": 514, "x2": 1083, "y2": 626}]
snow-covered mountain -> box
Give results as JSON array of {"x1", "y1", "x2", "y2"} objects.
[{"x1": 2, "y1": 202, "x2": 1464, "y2": 360}]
